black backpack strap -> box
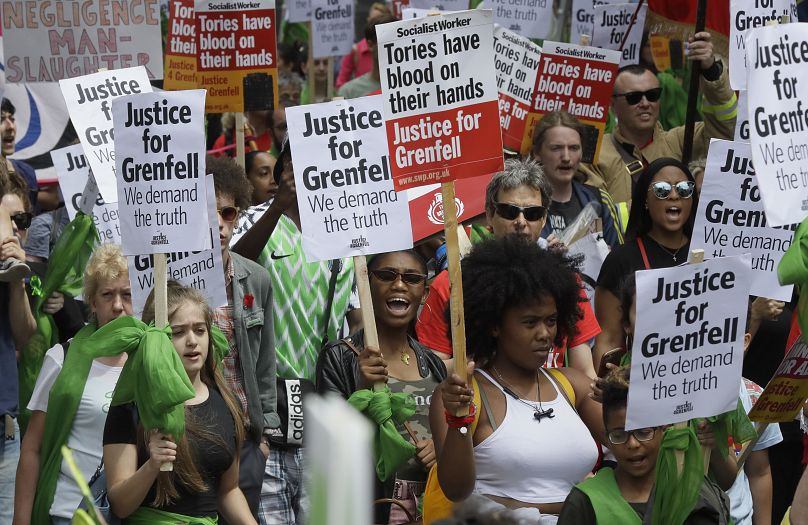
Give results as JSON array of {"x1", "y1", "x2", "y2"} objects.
[{"x1": 320, "y1": 260, "x2": 341, "y2": 348}]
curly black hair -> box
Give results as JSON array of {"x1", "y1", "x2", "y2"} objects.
[
  {"x1": 461, "y1": 236, "x2": 584, "y2": 365},
  {"x1": 601, "y1": 366, "x2": 630, "y2": 421},
  {"x1": 206, "y1": 155, "x2": 252, "y2": 210}
]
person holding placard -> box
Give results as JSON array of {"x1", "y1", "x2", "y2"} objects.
[
  {"x1": 336, "y1": 2, "x2": 393, "y2": 90},
  {"x1": 531, "y1": 111, "x2": 623, "y2": 248},
  {"x1": 337, "y1": 15, "x2": 398, "y2": 99},
  {"x1": 316, "y1": 249, "x2": 447, "y2": 524},
  {"x1": 13, "y1": 244, "x2": 131, "y2": 525},
  {"x1": 557, "y1": 368, "x2": 731, "y2": 525},
  {"x1": 104, "y1": 282, "x2": 258, "y2": 525},
  {"x1": 579, "y1": 32, "x2": 736, "y2": 206},
  {"x1": 595, "y1": 158, "x2": 697, "y2": 364},
  {"x1": 431, "y1": 236, "x2": 605, "y2": 523}
]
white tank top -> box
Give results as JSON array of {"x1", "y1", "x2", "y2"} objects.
[{"x1": 473, "y1": 369, "x2": 599, "y2": 504}]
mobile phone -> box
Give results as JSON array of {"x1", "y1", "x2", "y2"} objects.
[{"x1": 598, "y1": 347, "x2": 627, "y2": 378}]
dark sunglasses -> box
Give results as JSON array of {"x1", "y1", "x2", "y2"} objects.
[
  {"x1": 607, "y1": 427, "x2": 656, "y2": 445},
  {"x1": 613, "y1": 87, "x2": 662, "y2": 105},
  {"x1": 494, "y1": 202, "x2": 547, "y2": 222},
  {"x1": 649, "y1": 181, "x2": 695, "y2": 200},
  {"x1": 10, "y1": 211, "x2": 32, "y2": 230},
  {"x1": 370, "y1": 269, "x2": 427, "y2": 285},
  {"x1": 217, "y1": 206, "x2": 239, "y2": 222}
]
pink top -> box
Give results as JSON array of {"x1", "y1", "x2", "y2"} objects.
[{"x1": 336, "y1": 39, "x2": 373, "y2": 90}]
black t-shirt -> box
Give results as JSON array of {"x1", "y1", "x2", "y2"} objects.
[
  {"x1": 103, "y1": 387, "x2": 236, "y2": 516},
  {"x1": 548, "y1": 195, "x2": 583, "y2": 235},
  {"x1": 597, "y1": 235, "x2": 691, "y2": 295}
]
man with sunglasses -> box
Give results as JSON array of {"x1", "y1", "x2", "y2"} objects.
[
  {"x1": 416, "y1": 158, "x2": 601, "y2": 378},
  {"x1": 580, "y1": 32, "x2": 736, "y2": 208}
]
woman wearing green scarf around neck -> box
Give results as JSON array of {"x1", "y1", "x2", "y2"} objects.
[
  {"x1": 103, "y1": 282, "x2": 257, "y2": 525},
  {"x1": 14, "y1": 244, "x2": 132, "y2": 525}
]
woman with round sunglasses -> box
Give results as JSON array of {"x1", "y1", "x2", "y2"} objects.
[
  {"x1": 316, "y1": 249, "x2": 447, "y2": 524},
  {"x1": 594, "y1": 157, "x2": 698, "y2": 362}
]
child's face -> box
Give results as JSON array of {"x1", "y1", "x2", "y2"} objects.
[{"x1": 605, "y1": 407, "x2": 663, "y2": 480}]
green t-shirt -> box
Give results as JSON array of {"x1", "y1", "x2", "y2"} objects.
[
  {"x1": 259, "y1": 215, "x2": 355, "y2": 379},
  {"x1": 337, "y1": 73, "x2": 381, "y2": 99}
]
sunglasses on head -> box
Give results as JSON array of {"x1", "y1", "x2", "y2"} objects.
[
  {"x1": 607, "y1": 427, "x2": 656, "y2": 445},
  {"x1": 613, "y1": 87, "x2": 662, "y2": 105},
  {"x1": 370, "y1": 269, "x2": 427, "y2": 285},
  {"x1": 217, "y1": 206, "x2": 239, "y2": 222},
  {"x1": 10, "y1": 211, "x2": 32, "y2": 230},
  {"x1": 649, "y1": 180, "x2": 695, "y2": 200},
  {"x1": 494, "y1": 202, "x2": 547, "y2": 222}
]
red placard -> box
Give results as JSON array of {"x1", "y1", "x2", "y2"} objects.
[
  {"x1": 165, "y1": 0, "x2": 199, "y2": 91},
  {"x1": 408, "y1": 173, "x2": 492, "y2": 241}
]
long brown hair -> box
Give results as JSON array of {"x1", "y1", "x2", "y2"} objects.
[{"x1": 142, "y1": 282, "x2": 245, "y2": 506}]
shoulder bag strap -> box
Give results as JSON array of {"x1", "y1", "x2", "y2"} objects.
[
  {"x1": 636, "y1": 237, "x2": 651, "y2": 270},
  {"x1": 545, "y1": 368, "x2": 577, "y2": 412},
  {"x1": 610, "y1": 135, "x2": 646, "y2": 184},
  {"x1": 320, "y1": 260, "x2": 342, "y2": 348}
]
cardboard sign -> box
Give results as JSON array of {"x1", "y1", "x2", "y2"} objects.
[
  {"x1": 591, "y1": 2, "x2": 647, "y2": 67},
  {"x1": 113, "y1": 90, "x2": 210, "y2": 255},
  {"x1": 748, "y1": 337, "x2": 808, "y2": 423},
  {"x1": 377, "y1": 9, "x2": 504, "y2": 190},
  {"x1": 195, "y1": 0, "x2": 278, "y2": 113},
  {"x1": 164, "y1": 0, "x2": 199, "y2": 90},
  {"x1": 407, "y1": 173, "x2": 492, "y2": 241},
  {"x1": 494, "y1": 26, "x2": 542, "y2": 154},
  {"x1": 286, "y1": 96, "x2": 413, "y2": 261},
  {"x1": 60, "y1": 67, "x2": 154, "y2": 204},
  {"x1": 570, "y1": 0, "x2": 637, "y2": 46},
  {"x1": 489, "y1": 0, "x2": 553, "y2": 40},
  {"x1": 1, "y1": 1, "x2": 163, "y2": 83},
  {"x1": 127, "y1": 174, "x2": 227, "y2": 317},
  {"x1": 520, "y1": 42, "x2": 620, "y2": 160},
  {"x1": 311, "y1": 0, "x2": 354, "y2": 59},
  {"x1": 691, "y1": 140, "x2": 794, "y2": 301},
  {"x1": 286, "y1": 0, "x2": 312, "y2": 23},
  {"x1": 729, "y1": 0, "x2": 795, "y2": 91},
  {"x1": 746, "y1": 24, "x2": 808, "y2": 227},
  {"x1": 626, "y1": 256, "x2": 752, "y2": 430},
  {"x1": 734, "y1": 90, "x2": 749, "y2": 142},
  {"x1": 52, "y1": 144, "x2": 121, "y2": 245}
]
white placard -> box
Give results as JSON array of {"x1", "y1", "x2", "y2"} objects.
[
  {"x1": 489, "y1": 0, "x2": 553, "y2": 39},
  {"x1": 127, "y1": 174, "x2": 227, "y2": 317},
  {"x1": 287, "y1": 96, "x2": 413, "y2": 262},
  {"x1": 402, "y1": 7, "x2": 460, "y2": 19},
  {"x1": 52, "y1": 144, "x2": 122, "y2": 246},
  {"x1": 734, "y1": 91, "x2": 749, "y2": 142},
  {"x1": 729, "y1": 0, "x2": 795, "y2": 91},
  {"x1": 691, "y1": 140, "x2": 794, "y2": 301},
  {"x1": 591, "y1": 2, "x2": 647, "y2": 67},
  {"x1": 311, "y1": 0, "x2": 355, "y2": 58},
  {"x1": 570, "y1": 0, "x2": 637, "y2": 46},
  {"x1": 1, "y1": 1, "x2": 163, "y2": 83},
  {"x1": 409, "y1": 0, "x2": 470, "y2": 9},
  {"x1": 626, "y1": 256, "x2": 752, "y2": 430},
  {"x1": 287, "y1": 0, "x2": 311, "y2": 23},
  {"x1": 60, "y1": 67, "x2": 154, "y2": 204},
  {"x1": 746, "y1": 24, "x2": 808, "y2": 227},
  {"x1": 113, "y1": 90, "x2": 210, "y2": 255}
]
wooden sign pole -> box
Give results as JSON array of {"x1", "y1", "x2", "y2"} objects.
[
  {"x1": 353, "y1": 255, "x2": 384, "y2": 391},
  {"x1": 327, "y1": 57, "x2": 335, "y2": 100},
  {"x1": 153, "y1": 252, "x2": 173, "y2": 472},
  {"x1": 235, "y1": 112, "x2": 246, "y2": 168}
]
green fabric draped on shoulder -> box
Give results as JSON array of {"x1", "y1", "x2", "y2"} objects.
[
  {"x1": 126, "y1": 506, "x2": 219, "y2": 524},
  {"x1": 652, "y1": 426, "x2": 703, "y2": 525},
  {"x1": 577, "y1": 467, "x2": 643, "y2": 525},
  {"x1": 778, "y1": 216, "x2": 808, "y2": 340}
]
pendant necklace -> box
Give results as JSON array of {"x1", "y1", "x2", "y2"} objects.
[
  {"x1": 651, "y1": 236, "x2": 684, "y2": 263},
  {"x1": 492, "y1": 367, "x2": 555, "y2": 421}
]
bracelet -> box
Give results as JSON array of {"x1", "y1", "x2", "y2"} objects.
[{"x1": 445, "y1": 402, "x2": 476, "y2": 433}]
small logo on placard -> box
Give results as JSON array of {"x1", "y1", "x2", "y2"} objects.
[
  {"x1": 802, "y1": 198, "x2": 808, "y2": 211},
  {"x1": 151, "y1": 232, "x2": 169, "y2": 246},
  {"x1": 427, "y1": 193, "x2": 464, "y2": 225},
  {"x1": 673, "y1": 401, "x2": 693, "y2": 416},
  {"x1": 350, "y1": 236, "x2": 370, "y2": 249}
]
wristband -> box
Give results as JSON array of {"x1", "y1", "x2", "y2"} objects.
[{"x1": 445, "y1": 402, "x2": 476, "y2": 435}]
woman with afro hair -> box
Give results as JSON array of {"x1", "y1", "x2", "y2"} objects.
[{"x1": 429, "y1": 236, "x2": 606, "y2": 524}]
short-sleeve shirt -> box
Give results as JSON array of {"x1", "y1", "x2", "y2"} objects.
[
  {"x1": 597, "y1": 235, "x2": 690, "y2": 295},
  {"x1": 28, "y1": 345, "x2": 123, "y2": 518},
  {"x1": 416, "y1": 270, "x2": 601, "y2": 367},
  {"x1": 547, "y1": 197, "x2": 583, "y2": 237},
  {"x1": 103, "y1": 388, "x2": 236, "y2": 517}
]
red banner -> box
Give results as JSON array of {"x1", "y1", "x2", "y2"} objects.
[
  {"x1": 408, "y1": 173, "x2": 492, "y2": 241},
  {"x1": 164, "y1": 0, "x2": 198, "y2": 90}
]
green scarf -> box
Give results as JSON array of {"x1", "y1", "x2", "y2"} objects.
[
  {"x1": 652, "y1": 426, "x2": 704, "y2": 525},
  {"x1": 18, "y1": 212, "x2": 98, "y2": 434},
  {"x1": 778, "y1": 216, "x2": 808, "y2": 340},
  {"x1": 347, "y1": 386, "x2": 417, "y2": 481},
  {"x1": 578, "y1": 467, "x2": 643, "y2": 525},
  {"x1": 126, "y1": 506, "x2": 219, "y2": 524},
  {"x1": 688, "y1": 399, "x2": 757, "y2": 464}
]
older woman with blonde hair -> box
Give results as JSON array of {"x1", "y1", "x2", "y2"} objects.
[{"x1": 13, "y1": 244, "x2": 132, "y2": 525}]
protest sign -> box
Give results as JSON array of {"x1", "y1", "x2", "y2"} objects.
[
  {"x1": 734, "y1": 91, "x2": 749, "y2": 142},
  {"x1": 52, "y1": 144, "x2": 121, "y2": 245},
  {"x1": 489, "y1": 0, "x2": 553, "y2": 40},
  {"x1": 60, "y1": 67, "x2": 153, "y2": 203},
  {"x1": 164, "y1": 0, "x2": 199, "y2": 91},
  {"x1": 407, "y1": 173, "x2": 492, "y2": 241},
  {"x1": 1, "y1": 0, "x2": 163, "y2": 82},
  {"x1": 376, "y1": 9, "x2": 503, "y2": 190},
  {"x1": 626, "y1": 255, "x2": 752, "y2": 430},
  {"x1": 195, "y1": 0, "x2": 278, "y2": 113},
  {"x1": 127, "y1": 174, "x2": 227, "y2": 316},
  {"x1": 113, "y1": 90, "x2": 210, "y2": 255},
  {"x1": 287, "y1": 0, "x2": 312, "y2": 23},
  {"x1": 729, "y1": 0, "x2": 795, "y2": 90},
  {"x1": 286, "y1": 96, "x2": 413, "y2": 261},
  {"x1": 409, "y1": 0, "x2": 469, "y2": 9},
  {"x1": 591, "y1": 2, "x2": 647, "y2": 67},
  {"x1": 570, "y1": 0, "x2": 637, "y2": 46},
  {"x1": 311, "y1": 0, "x2": 354, "y2": 59},
  {"x1": 690, "y1": 140, "x2": 794, "y2": 301},
  {"x1": 746, "y1": 24, "x2": 808, "y2": 227},
  {"x1": 748, "y1": 337, "x2": 808, "y2": 423},
  {"x1": 494, "y1": 26, "x2": 542, "y2": 153},
  {"x1": 402, "y1": 8, "x2": 460, "y2": 19},
  {"x1": 520, "y1": 42, "x2": 620, "y2": 160}
]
